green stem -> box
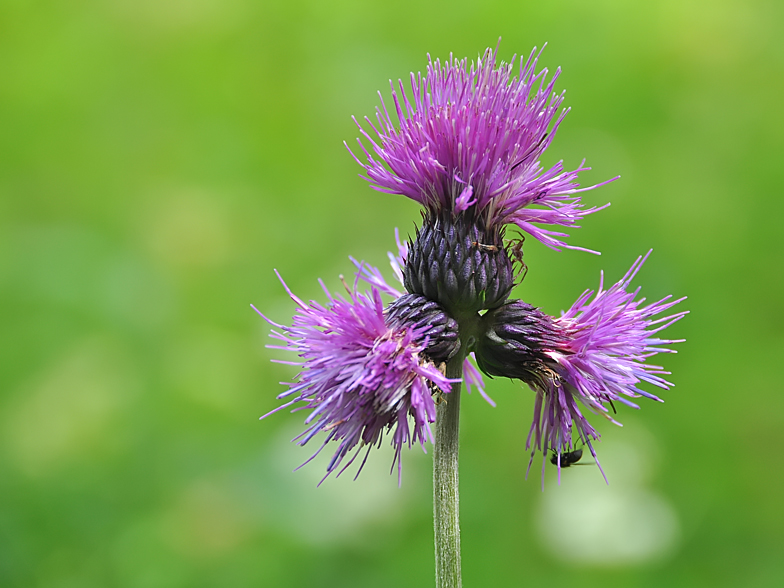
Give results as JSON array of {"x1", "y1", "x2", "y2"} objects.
[{"x1": 434, "y1": 352, "x2": 465, "y2": 588}]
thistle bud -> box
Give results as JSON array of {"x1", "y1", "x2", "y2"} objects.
[
  {"x1": 473, "y1": 300, "x2": 559, "y2": 384},
  {"x1": 385, "y1": 293, "x2": 461, "y2": 362},
  {"x1": 403, "y1": 214, "x2": 515, "y2": 318}
]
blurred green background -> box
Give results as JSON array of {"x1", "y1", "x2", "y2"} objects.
[{"x1": 1, "y1": 0, "x2": 782, "y2": 586}]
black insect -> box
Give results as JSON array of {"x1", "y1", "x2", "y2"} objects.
[{"x1": 550, "y1": 448, "x2": 584, "y2": 468}]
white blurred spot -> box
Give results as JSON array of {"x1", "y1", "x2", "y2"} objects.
[
  {"x1": 244, "y1": 423, "x2": 426, "y2": 546},
  {"x1": 536, "y1": 437, "x2": 680, "y2": 566}
]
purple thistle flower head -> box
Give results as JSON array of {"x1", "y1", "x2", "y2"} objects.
[
  {"x1": 254, "y1": 234, "x2": 494, "y2": 483},
  {"x1": 474, "y1": 252, "x2": 687, "y2": 486},
  {"x1": 254, "y1": 273, "x2": 456, "y2": 484},
  {"x1": 347, "y1": 43, "x2": 616, "y2": 253}
]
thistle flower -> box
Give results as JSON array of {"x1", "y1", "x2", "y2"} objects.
[
  {"x1": 347, "y1": 44, "x2": 615, "y2": 253},
  {"x1": 474, "y1": 252, "x2": 687, "y2": 485},
  {"x1": 259, "y1": 43, "x2": 685, "y2": 499},
  {"x1": 254, "y1": 274, "x2": 456, "y2": 483},
  {"x1": 255, "y1": 237, "x2": 489, "y2": 483}
]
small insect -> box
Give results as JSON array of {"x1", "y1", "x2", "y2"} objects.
[
  {"x1": 550, "y1": 448, "x2": 584, "y2": 468},
  {"x1": 471, "y1": 241, "x2": 499, "y2": 253},
  {"x1": 505, "y1": 235, "x2": 528, "y2": 281}
]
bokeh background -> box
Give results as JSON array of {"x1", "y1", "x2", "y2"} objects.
[{"x1": 1, "y1": 0, "x2": 782, "y2": 586}]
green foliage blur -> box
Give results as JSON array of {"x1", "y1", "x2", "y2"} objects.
[{"x1": 1, "y1": 0, "x2": 782, "y2": 586}]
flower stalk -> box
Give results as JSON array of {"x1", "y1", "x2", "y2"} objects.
[{"x1": 433, "y1": 350, "x2": 466, "y2": 588}]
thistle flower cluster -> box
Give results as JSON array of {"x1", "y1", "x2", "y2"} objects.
[{"x1": 257, "y1": 45, "x2": 686, "y2": 484}]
